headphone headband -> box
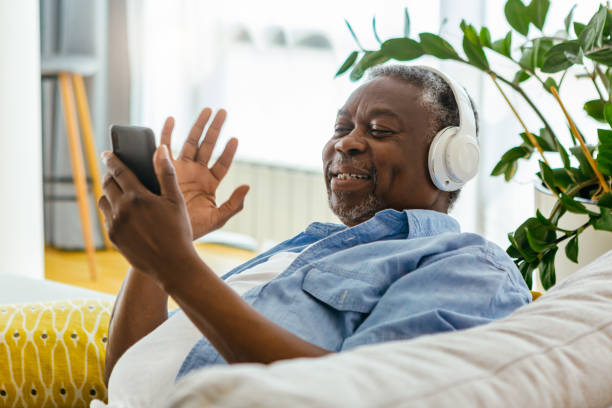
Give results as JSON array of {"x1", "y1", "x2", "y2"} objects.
[{"x1": 415, "y1": 65, "x2": 477, "y2": 139}]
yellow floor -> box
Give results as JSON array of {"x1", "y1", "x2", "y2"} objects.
[{"x1": 45, "y1": 244, "x2": 255, "y2": 302}]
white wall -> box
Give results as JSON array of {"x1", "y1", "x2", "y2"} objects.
[{"x1": 0, "y1": 0, "x2": 44, "y2": 278}]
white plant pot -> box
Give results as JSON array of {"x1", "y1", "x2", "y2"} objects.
[{"x1": 534, "y1": 183, "x2": 612, "y2": 289}]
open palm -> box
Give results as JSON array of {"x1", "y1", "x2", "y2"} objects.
[{"x1": 160, "y1": 108, "x2": 249, "y2": 240}]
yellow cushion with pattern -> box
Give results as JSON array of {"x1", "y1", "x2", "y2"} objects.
[{"x1": 0, "y1": 299, "x2": 111, "y2": 407}]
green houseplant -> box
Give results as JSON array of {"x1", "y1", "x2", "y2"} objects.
[{"x1": 336, "y1": 1, "x2": 612, "y2": 290}]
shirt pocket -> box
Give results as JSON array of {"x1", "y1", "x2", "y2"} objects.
[{"x1": 301, "y1": 267, "x2": 386, "y2": 314}]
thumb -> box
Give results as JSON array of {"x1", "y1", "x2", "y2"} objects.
[
  {"x1": 154, "y1": 145, "x2": 181, "y2": 200},
  {"x1": 218, "y1": 184, "x2": 250, "y2": 224}
]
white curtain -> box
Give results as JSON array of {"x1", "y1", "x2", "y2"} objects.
[{"x1": 125, "y1": 0, "x2": 605, "y2": 248}]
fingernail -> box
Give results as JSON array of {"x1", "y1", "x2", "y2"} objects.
[{"x1": 101, "y1": 151, "x2": 110, "y2": 164}]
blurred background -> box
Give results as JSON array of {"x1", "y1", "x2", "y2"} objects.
[{"x1": 0, "y1": 0, "x2": 605, "y2": 294}]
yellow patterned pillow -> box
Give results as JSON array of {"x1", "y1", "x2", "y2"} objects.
[{"x1": 0, "y1": 299, "x2": 112, "y2": 407}]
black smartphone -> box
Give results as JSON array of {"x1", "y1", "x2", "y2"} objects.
[{"x1": 110, "y1": 125, "x2": 161, "y2": 195}]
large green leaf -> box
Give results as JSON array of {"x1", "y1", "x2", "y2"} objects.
[
  {"x1": 463, "y1": 35, "x2": 489, "y2": 70},
  {"x1": 335, "y1": 51, "x2": 358, "y2": 77},
  {"x1": 419, "y1": 33, "x2": 460, "y2": 59},
  {"x1": 551, "y1": 168, "x2": 573, "y2": 189},
  {"x1": 539, "y1": 160, "x2": 557, "y2": 191},
  {"x1": 517, "y1": 260, "x2": 534, "y2": 289},
  {"x1": 505, "y1": 0, "x2": 531, "y2": 36},
  {"x1": 559, "y1": 192, "x2": 590, "y2": 214},
  {"x1": 527, "y1": 0, "x2": 550, "y2": 30},
  {"x1": 586, "y1": 45, "x2": 612, "y2": 66},
  {"x1": 460, "y1": 20, "x2": 480, "y2": 44},
  {"x1": 543, "y1": 77, "x2": 558, "y2": 93},
  {"x1": 598, "y1": 128, "x2": 612, "y2": 145},
  {"x1": 480, "y1": 27, "x2": 492, "y2": 47},
  {"x1": 565, "y1": 234, "x2": 579, "y2": 263},
  {"x1": 513, "y1": 70, "x2": 531, "y2": 84},
  {"x1": 554, "y1": 136, "x2": 571, "y2": 169},
  {"x1": 541, "y1": 40, "x2": 580, "y2": 73},
  {"x1": 604, "y1": 104, "x2": 612, "y2": 127},
  {"x1": 519, "y1": 47, "x2": 536, "y2": 71},
  {"x1": 380, "y1": 38, "x2": 424, "y2": 61},
  {"x1": 570, "y1": 145, "x2": 596, "y2": 178},
  {"x1": 526, "y1": 228, "x2": 556, "y2": 252},
  {"x1": 579, "y1": 6, "x2": 607, "y2": 52},
  {"x1": 592, "y1": 208, "x2": 612, "y2": 231},
  {"x1": 574, "y1": 22, "x2": 586, "y2": 37},
  {"x1": 504, "y1": 160, "x2": 518, "y2": 181},
  {"x1": 564, "y1": 4, "x2": 577, "y2": 34},
  {"x1": 491, "y1": 160, "x2": 509, "y2": 176},
  {"x1": 597, "y1": 144, "x2": 612, "y2": 176},
  {"x1": 539, "y1": 248, "x2": 557, "y2": 289},
  {"x1": 502, "y1": 145, "x2": 533, "y2": 163},
  {"x1": 349, "y1": 51, "x2": 389, "y2": 81},
  {"x1": 513, "y1": 217, "x2": 556, "y2": 262},
  {"x1": 491, "y1": 31, "x2": 513, "y2": 58},
  {"x1": 508, "y1": 230, "x2": 537, "y2": 263},
  {"x1": 584, "y1": 99, "x2": 606, "y2": 122},
  {"x1": 519, "y1": 129, "x2": 555, "y2": 151},
  {"x1": 597, "y1": 191, "x2": 612, "y2": 208}
]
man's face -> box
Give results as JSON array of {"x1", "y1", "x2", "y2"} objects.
[{"x1": 322, "y1": 76, "x2": 449, "y2": 227}]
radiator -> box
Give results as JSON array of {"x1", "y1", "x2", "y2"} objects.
[{"x1": 216, "y1": 160, "x2": 339, "y2": 246}]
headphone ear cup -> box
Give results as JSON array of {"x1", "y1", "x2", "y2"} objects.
[
  {"x1": 428, "y1": 127, "x2": 459, "y2": 192},
  {"x1": 446, "y1": 131, "x2": 479, "y2": 184},
  {"x1": 428, "y1": 127, "x2": 479, "y2": 192}
]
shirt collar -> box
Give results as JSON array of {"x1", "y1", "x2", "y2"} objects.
[{"x1": 305, "y1": 208, "x2": 460, "y2": 240}]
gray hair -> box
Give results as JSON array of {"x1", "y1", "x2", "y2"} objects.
[{"x1": 367, "y1": 64, "x2": 479, "y2": 211}]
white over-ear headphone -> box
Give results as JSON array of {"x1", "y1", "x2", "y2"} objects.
[{"x1": 419, "y1": 66, "x2": 480, "y2": 192}]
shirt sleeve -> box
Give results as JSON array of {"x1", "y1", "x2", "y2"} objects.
[{"x1": 341, "y1": 245, "x2": 531, "y2": 351}]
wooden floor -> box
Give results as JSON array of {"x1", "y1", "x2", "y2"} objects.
[{"x1": 44, "y1": 244, "x2": 255, "y2": 298}]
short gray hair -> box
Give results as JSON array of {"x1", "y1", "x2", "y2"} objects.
[{"x1": 368, "y1": 64, "x2": 479, "y2": 211}]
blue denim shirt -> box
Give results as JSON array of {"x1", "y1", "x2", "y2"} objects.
[{"x1": 175, "y1": 209, "x2": 531, "y2": 380}]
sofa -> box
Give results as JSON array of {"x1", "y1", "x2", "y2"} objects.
[{"x1": 165, "y1": 250, "x2": 612, "y2": 408}]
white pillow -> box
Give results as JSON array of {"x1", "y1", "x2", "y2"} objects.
[{"x1": 166, "y1": 251, "x2": 612, "y2": 408}]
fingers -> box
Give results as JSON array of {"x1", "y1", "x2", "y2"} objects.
[
  {"x1": 160, "y1": 117, "x2": 175, "y2": 161},
  {"x1": 102, "y1": 151, "x2": 147, "y2": 193},
  {"x1": 154, "y1": 145, "x2": 182, "y2": 201},
  {"x1": 196, "y1": 109, "x2": 227, "y2": 166},
  {"x1": 98, "y1": 195, "x2": 112, "y2": 226},
  {"x1": 179, "y1": 107, "x2": 212, "y2": 161},
  {"x1": 102, "y1": 172, "x2": 122, "y2": 203},
  {"x1": 210, "y1": 137, "x2": 238, "y2": 181},
  {"x1": 217, "y1": 184, "x2": 250, "y2": 224}
]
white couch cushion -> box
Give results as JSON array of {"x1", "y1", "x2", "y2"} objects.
[{"x1": 166, "y1": 251, "x2": 612, "y2": 408}]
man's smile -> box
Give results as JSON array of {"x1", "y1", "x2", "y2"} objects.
[{"x1": 328, "y1": 164, "x2": 374, "y2": 192}]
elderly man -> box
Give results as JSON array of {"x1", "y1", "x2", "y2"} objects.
[{"x1": 95, "y1": 65, "x2": 530, "y2": 407}]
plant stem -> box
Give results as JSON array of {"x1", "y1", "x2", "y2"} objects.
[
  {"x1": 550, "y1": 87, "x2": 611, "y2": 193},
  {"x1": 453, "y1": 57, "x2": 558, "y2": 145},
  {"x1": 548, "y1": 178, "x2": 599, "y2": 224},
  {"x1": 553, "y1": 221, "x2": 590, "y2": 245},
  {"x1": 494, "y1": 74, "x2": 558, "y2": 145},
  {"x1": 488, "y1": 72, "x2": 551, "y2": 168},
  {"x1": 594, "y1": 65, "x2": 611, "y2": 102},
  {"x1": 586, "y1": 67, "x2": 606, "y2": 102}
]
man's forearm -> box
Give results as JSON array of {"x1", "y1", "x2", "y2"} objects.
[
  {"x1": 104, "y1": 268, "x2": 169, "y2": 385},
  {"x1": 163, "y1": 255, "x2": 331, "y2": 365}
]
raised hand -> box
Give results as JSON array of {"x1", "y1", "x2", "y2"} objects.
[{"x1": 160, "y1": 108, "x2": 249, "y2": 240}]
